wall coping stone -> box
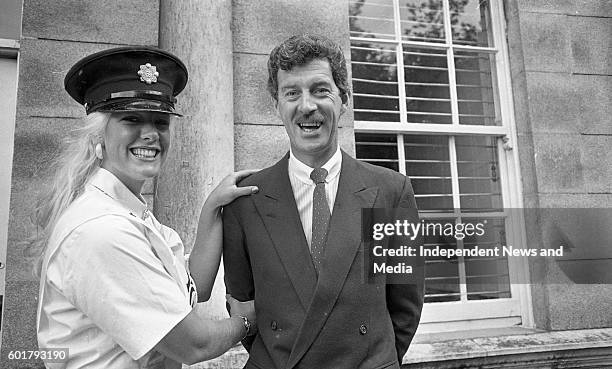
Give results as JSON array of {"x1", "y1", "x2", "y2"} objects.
[
  {"x1": 404, "y1": 327, "x2": 612, "y2": 363},
  {"x1": 183, "y1": 328, "x2": 612, "y2": 368}
]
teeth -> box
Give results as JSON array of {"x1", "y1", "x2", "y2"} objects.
[
  {"x1": 131, "y1": 148, "x2": 158, "y2": 158},
  {"x1": 298, "y1": 122, "x2": 322, "y2": 130}
]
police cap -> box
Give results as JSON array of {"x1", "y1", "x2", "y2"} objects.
[{"x1": 64, "y1": 46, "x2": 188, "y2": 116}]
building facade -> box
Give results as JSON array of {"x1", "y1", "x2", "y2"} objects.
[{"x1": 1, "y1": 0, "x2": 611, "y2": 368}]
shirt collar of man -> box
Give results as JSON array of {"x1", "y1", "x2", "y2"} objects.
[
  {"x1": 88, "y1": 167, "x2": 149, "y2": 219},
  {"x1": 288, "y1": 146, "x2": 342, "y2": 185}
]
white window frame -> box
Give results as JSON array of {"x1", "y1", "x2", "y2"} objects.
[
  {"x1": 0, "y1": 37, "x2": 20, "y2": 347},
  {"x1": 350, "y1": 0, "x2": 533, "y2": 332},
  {"x1": 0, "y1": 38, "x2": 20, "y2": 57}
]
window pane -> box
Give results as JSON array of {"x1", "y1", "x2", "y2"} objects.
[
  {"x1": 455, "y1": 51, "x2": 500, "y2": 126},
  {"x1": 450, "y1": 0, "x2": 493, "y2": 47},
  {"x1": 349, "y1": 0, "x2": 396, "y2": 40},
  {"x1": 351, "y1": 41, "x2": 400, "y2": 122},
  {"x1": 350, "y1": 1, "x2": 515, "y2": 308},
  {"x1": 403, "y1": 47, "x2": 452, "y2": 124},
  {"x1": 355, "y1": 133, "x2": 399, "y2": 171},
  {"x1": 0, "y1": 0, "x2": 23, "y2": 39},
  {"x1": 404, "y1": 135, "x2": 453, "y2": 211},
  {"x1": 424, "y1": 220, "x2": 460, "y2": 303},
  {"x1": 464, "y1": 217, "x2": 511, "y2": 300},
  {"x1": 455, "y1": 136, "x2": 503, "y2": 211},
  {"x1": 349, "y1": 0, "x2": 500, "y2": 128},
  {"x1": 399, "y1": 0, "x2": 445, "y2": 43},
  {"x1": 355, "y1": 133, "x2": 512, "y2": 303}
]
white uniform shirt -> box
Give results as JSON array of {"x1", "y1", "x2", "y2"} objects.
[
  {"x1": 37, "y1": 168, "x2": 195, "y2": 369},
  {"x1": 288, "y1": 147, "x2": 342, "y2": 248}
]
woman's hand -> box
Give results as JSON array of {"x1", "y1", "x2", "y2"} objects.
[
  {"x1": 207, "y1": 169, "x2": 259, "y2": 209},
  {"x1": 226, "y1": 294, "x2": 257, "y2": 337}
]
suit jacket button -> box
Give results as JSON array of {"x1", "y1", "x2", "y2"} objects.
[
  {"x1": 359, "y1": 324, "x2": 367, "y2": 335},
  {"x1": 271, "y1": 320, "x2": 278, "y2": 330}
]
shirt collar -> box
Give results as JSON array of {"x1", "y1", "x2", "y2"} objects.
[
  {"x1": 288, "y1": 146, "x2": 342, "y2": 185},
  {"x1": 88, "y1": 167, "x2": 149, "y2": 219}
]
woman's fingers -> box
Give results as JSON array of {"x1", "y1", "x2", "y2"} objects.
[
  {"x1": 233, "y1": 168, "x2": 260, "y2": 182},
  {"x1": 208, "y1": 169, "x2": 259, "y2": 207},
  {"x1": 232, "y1": 169, "x2": 259, "y2": 196},
  {"x1": 235, "y1": 186, "x2": 258, "y2": 196}
]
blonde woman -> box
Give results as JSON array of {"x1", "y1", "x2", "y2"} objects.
[{"x1": 33, "y1": 46, "x2": 257, "y2": 368}]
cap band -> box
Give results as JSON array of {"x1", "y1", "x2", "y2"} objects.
[
  {"x1": 110, "y1": 90, "x2": 176, "y2": 104},
  {"x1": 85, "y1": 89, "x2": 178, "y2": 115}
]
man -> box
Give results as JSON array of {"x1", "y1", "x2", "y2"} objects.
[{"x1": 223, "y1": 34, "x2": 424, "y2": 369}]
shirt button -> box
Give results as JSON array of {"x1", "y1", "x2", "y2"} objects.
[
  {"x1": 359, "y1": 324, "x2": 367, "y2": 335},
  {"x1": 271, "y1": 320, "x2": 278, "y2": 330}
]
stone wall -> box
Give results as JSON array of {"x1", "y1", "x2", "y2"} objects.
[{"x1": 506, "y1": 0, "x2": 612, "y2": 331}]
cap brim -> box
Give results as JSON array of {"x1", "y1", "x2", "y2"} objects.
[
  {"x1": 87, "y1": 98, "x2": 182, "y2": 117},
  {"x1": 96, "y1": 107, "x2": 183, "y2": 117}
]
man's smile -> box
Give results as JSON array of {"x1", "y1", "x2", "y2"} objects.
[{"x1": 297, "y1": 120, "x2": 324, "y2": 132}]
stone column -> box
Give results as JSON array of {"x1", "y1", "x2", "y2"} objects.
[{"x1": 157, "y1": 0, "x2": 234, "y2": 319}]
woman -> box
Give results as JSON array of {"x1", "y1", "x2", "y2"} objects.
[{"x1": 33, "y1": 46, "x2": 257, "y2": 368}]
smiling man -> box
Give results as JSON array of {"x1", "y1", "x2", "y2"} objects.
[{"x1": 221, "y1": 34, "x2": 424, "y2": 369}]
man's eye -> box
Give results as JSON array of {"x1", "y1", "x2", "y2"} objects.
[
  {"x1": 314, "y1": 88, "x2": 330, "y2": 95},
  {"x1": 284, "y1": 90, "x2": 299, "y2": 98}
]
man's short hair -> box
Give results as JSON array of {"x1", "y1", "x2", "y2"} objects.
[{"x1": 267, "y1": 34, "x2": 351, "y2": 104}]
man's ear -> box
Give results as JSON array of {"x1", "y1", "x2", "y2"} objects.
[
  {"x1": 271, "y1": 95, "x2": 280, "y2": 117},
  {"x1": 340, "y1": 93, "x2": 348, "y2": 115}
]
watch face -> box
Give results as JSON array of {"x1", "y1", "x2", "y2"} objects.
[
  {"x1": 240, "y1": 315, "x2": 251, "y2": 336},
  {"x1": 244, "y1": 316, "x2": 251, "y2": 334}
]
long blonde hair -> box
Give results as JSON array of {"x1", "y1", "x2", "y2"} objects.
[{"x1": 28, "y1": 112, "x2": 111, "y2": 276}]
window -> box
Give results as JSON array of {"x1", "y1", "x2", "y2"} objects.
[{"x1": 349, "y1": 0, "x2": 532, "y2": 331}]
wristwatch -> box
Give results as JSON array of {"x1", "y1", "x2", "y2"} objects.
[{"x1": 238, "y1": 315, "x2": 251, "y2": 339}]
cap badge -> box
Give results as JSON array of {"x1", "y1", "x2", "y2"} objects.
[{"x1": 138, "y1": 63, "x2": 159, "y2": 84}]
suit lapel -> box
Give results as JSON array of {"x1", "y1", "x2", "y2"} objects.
[
  {"x1": 286, "y1": 153, "x2": 379, "y2": 369},
  {"x1": 251, "y1": 154, "x2": 318, "y2": 311}
]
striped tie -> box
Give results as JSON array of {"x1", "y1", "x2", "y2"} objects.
[{"x1": 310, "y1": 168, "x2": 330, "y2": 274}]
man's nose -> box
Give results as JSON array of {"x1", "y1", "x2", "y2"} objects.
[{"x1": 297, "y1": 93, "x2": 317, "y2": 114}]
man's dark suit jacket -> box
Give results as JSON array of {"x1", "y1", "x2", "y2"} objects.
[{"x1": 223, "y1": 151, "x2": 424, "y2": 369}]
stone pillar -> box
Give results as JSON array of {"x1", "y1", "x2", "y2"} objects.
[{"x1": 157, "y1": 0, "x2": 235, "y2": 319}]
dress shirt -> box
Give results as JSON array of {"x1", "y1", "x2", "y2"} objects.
[{"x1": 288, "y1": 147, "x2": 342, "y2": 248}]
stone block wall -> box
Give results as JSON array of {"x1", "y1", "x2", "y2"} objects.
[{"x1": 507, "y1": 0, "x2": 612, "y2": 331}]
